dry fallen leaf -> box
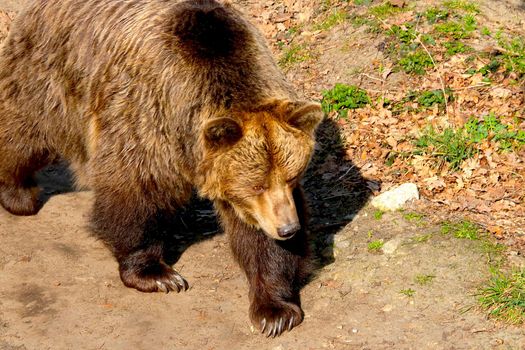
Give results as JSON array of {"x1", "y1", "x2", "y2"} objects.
[
  {"x1": 487, "y1": 225, "x2": 505, "y2": 239},
  {"x1": 424, "y1": 176, "x2": 446, "y2": 192}
]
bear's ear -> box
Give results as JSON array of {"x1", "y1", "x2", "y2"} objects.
[
  {"x1": 204, "y1": 117, "x2": 243, "y2": 149},
  {"x1": 286, "y1": 102, "x2": 324, "y2": 136}
]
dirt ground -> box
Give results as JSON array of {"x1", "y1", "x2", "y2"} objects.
[{"x1": 1, "y1": 1, "x2": 524, "y2": 350}]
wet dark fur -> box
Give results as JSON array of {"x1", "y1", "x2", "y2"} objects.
[{"x1": 0, "y1": 0, "x2": 322, "y2": 336}]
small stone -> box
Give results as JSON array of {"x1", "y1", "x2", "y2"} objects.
[
  {"x1": 382, "y1": 238, "x2": 403, "y2": 255},
  {"x1": 490, "y1": 87, "x2": 512, "y2": 99},
  {"x1": 352, "y1": 328, "x2": 358, "y2": 334},
  {"x1": 490, "y1": 339, "x2": 504, "y2": 346},
  {"x1": 272, "y1": 345, "x2": 285, "y2": 350},
  {"x1": 371, "y1": 183, "x2": 419, "y2": 211},
  {"x1": 334, "y1": 235, "x2": 350, "y2": 249},
  {"x1": 381, "y1": 304, "x2": 394, "y2": 312}
]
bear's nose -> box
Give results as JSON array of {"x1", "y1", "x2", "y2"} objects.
[{"x1": 277, "y1": 222, "x2": 301, "y2": 239}]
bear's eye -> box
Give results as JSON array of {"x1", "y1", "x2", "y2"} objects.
[
  {"x1": 286, "y1": 176, "x2": 298, "y2": 185},
  {"x1": 253, "y1": 185, "x2": 266, "y2": 194}
]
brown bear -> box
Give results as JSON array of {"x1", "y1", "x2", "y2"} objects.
[{"x1": 0, "y1": 0, "x2": 323, "y2": 337}]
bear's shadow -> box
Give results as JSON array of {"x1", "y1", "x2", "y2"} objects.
[
  {"x1": 36, "y1": 118, "x2": 371, "y2": 274},
  {"x1": 302, "y1": 118, "x2": 371, "y2": 269}
]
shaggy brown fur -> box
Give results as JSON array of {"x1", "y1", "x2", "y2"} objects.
[{"x1": 0, "y1": 0, "x2": 323, "y2": 336}]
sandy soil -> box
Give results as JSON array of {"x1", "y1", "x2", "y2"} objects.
[
  {"x1": 2, "y1": 181, "x2": 525, "y2": 350},
  {"x1": 1, "y1": 1, "x2": 524, "y2": 350}
]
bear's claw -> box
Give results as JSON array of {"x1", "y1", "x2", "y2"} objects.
[
  {"x1": 156, "y1": 280, "x2": 169, "y2": 293},
  {"x1": 263, "y1": 317, "x2": 286, "y2": 338},
  {"x1": 251, "y1": 301, "x2": 303, "y2": 337},
  {"x1": 155, "y1": 270, "x2": 189, "y2": 293},
  {"x1": 119, "y1": 260, "x2": 189, "y2": 293}
]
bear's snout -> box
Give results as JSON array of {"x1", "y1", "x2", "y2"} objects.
[
  {"x1": 250, "y1": 185, "x2": 300, "y2": 241},
  {"x1": 277, "y1": 222, "x2": 301, "y2": 239}
]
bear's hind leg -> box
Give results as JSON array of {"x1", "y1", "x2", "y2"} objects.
[
  {"x1": 0, "y1": 146, "x2": 53, "y2": 216},
  {"x1": 91, "y1": 185, "x2": 189, "y2": 293},
  {"x1": 217, "y1": 188, "x2": 311, "y2": 337}
]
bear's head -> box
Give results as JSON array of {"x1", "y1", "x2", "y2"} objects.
[{"x1": 200, "y1": 100, "x2": 323, "y2": 240}]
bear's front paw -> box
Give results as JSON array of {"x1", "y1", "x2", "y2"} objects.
[
  {"x1": 119, "y1": 260, "x2": 189, "y2": 294},
  {"x1": 250, "y1": 300, "x2": 303, "y2": 337}
]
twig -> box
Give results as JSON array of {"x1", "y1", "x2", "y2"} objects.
[
  {"x1": 336, "y1": 164, "x2": 357, "y2": 181},
  {"x1": 451, "y1": 83, "x2": 496, "y2": 91},
  {"x1": 416, "y1": 34, "x2": 450, "y2": 120},
  {"x1": 360, "y1": 73, "x2": 384, "y2": 83},
  {"x1": 375, "y1": 17, "x2": 397, "y2": 36}
]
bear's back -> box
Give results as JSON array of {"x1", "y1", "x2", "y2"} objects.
[
  {"x1": 0, "y1": 0, "x2": 295, "y2": 173},
  {"x1": 1, "y1": 0, "x2": 292, "y2": 115},
  {"x1": 3, "y1": 0, "x2": 178, "y2": 77}
]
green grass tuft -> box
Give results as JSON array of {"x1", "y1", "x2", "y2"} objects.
[
  {"x1": 315, "y1": 10, "x2": 348, "y2": 31},
  {"x1": 441, "y1": 220, "x2": 480, "y2": 240},
  {"x1": 368, "y1": 240, "x2": 384, "y2": 251},
  {"x1": 369, "y1": 2, "x2": 407, "y2": 19},
  {"x1": 414, "y1": 89, "x2": 453, "y2": 108},
  {"x1": 480, "y1": 240, "x2": 507, "y2": 267},
  {"x1": 415, "y1": 274, "x2": 436, "y2": 286},
  {"x1": 354, "y1": 0, "x2": 372, "y2": 5},
  {"x1": 443, "y1": 0, "x2": 480, "y2": 13},
  {"x1": 390, "y1": 24, "x2": 417, "y2": 44},
  {"x1": 414, "y1": 126, "x2": 476, "y2": 170},
  {"x1": 481, "y1": 27, "x2": 491, "y2": 36},
  {"x1": 443, "y1": 40, "x2": 471, "y2": 56},
  {"x1": 279, "y1": 44, "x2": 311, "y2": 68},
  {"x1": 434, "y1": 16, "x2": 476, "y2": 40},
  {"x1": 350, "y1": 15, "x2": 382, "y2": 33},
  {"x1": 423, "y1": 7, "x2": 450, "y2": 24},
  {"x1": 414, "y1": 114, "x2": 524, "y2": 169},
  {"x1": 374, "y1": 210, "x2": 385, "y2": 220},
  {"x1": 403, "y1": 212, "x2": 425, "y2": 222},
  {"x1": 497, "y1": 35, "x2": 525, "y2": 75},
  {"x1": 465, "y1": 114, "x2": 525, "y2": 151},
  {"x1": 279, "y1": 45, "x2": 311, "y2": 67},
  {"x1": 411, "y1": 233, "x2": 433, "y2": 243},
  {"x1": 477, "y1": 59, "x2": 501, "y2": 76},
  {"x1": 478, "y1": 269, "x2": 525, "y2": 325},
  {"x1": 399, "y1": 50, "x2": 434, "y2": 75},
  {"x1": 321, "y1": 84, "x2": 370, "y2": 118},
  {"x1": 399, "y1": 288, "x2": 416, "y2": 297}
]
